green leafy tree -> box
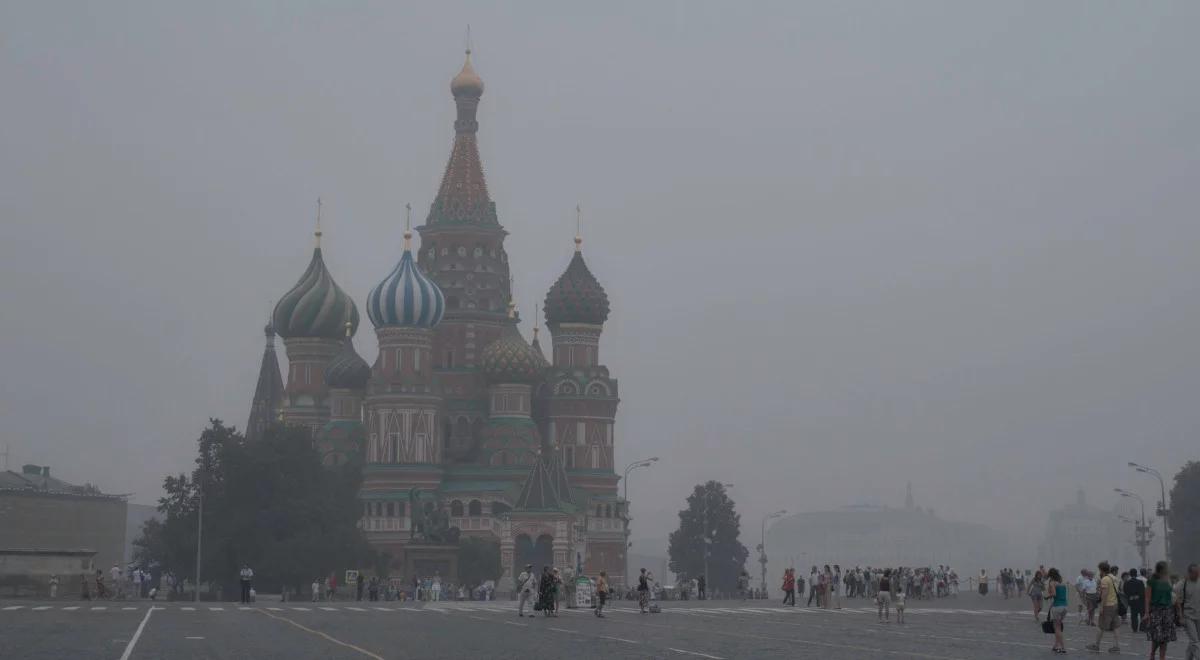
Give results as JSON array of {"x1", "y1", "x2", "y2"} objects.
[
  {"x1": 667, "y1": 481, "x2": 748, "y2": 593},
  {"x1": 458, "y1": 536, "x2": 502, "y2": 587},
  {"x1": 1168, "y1": 461, "x2": 1200, "y2": 566},
  {"x1": 134, "y1": 419, "x2": 373, "y2": 597}
]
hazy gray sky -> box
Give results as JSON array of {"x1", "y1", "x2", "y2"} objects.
[{"x1": 2, "y1": 1, "x2": 1197, "y2": 559}]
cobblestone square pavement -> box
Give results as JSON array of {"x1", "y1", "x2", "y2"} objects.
[{"x1": 1, "y1": 595, "x2": 1186, "y2": 659}]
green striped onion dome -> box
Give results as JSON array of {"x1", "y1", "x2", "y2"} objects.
[{"x1": 272, "y1": 247, "x2": 360, "y2": 339}]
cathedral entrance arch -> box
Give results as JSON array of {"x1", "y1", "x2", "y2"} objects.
[{"x1": 513, "y1": 532, "x2": 555, "y2": 576}]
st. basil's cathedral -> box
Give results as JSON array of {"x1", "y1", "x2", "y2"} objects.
[{"x1": 244, "y1": 50, "x2": 625, "y2": 589}]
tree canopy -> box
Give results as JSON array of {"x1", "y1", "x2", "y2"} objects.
[
  {"x1": 667, "y1": 481, "x2": 748, "y2": 592},
  {"x1": 1168, "y1": 460, "x2": 1200, "y2": 567},
  {"x1": 134, "y1": 419, "x2": 373, "y2": 596}
]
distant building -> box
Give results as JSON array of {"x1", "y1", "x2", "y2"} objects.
[
  {"x1": 0, "y1": 465, "x2": 128, "y2": 597},
  {"x1": 1037, "y1": 489, "x2": 1139, "y2": 573},
  {"x1": 765, "y1": 487, "x2": 1017, "y2": 576}
]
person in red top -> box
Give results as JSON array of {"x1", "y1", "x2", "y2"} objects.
[{"x1": 782, "y1": 568, "x2": 796, "y2": 606}]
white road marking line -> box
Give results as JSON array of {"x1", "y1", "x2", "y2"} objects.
[
  {"x1": 503, "y1": 620, "x2": 528, "y2": 627},
  {"x1": 239, "y1": 607, "x2": 252, "y2": 611},
  {"x1": 599, "y1": 635, "x2": 640, "y2": 644},
  {"x1": 256, "y1": 609, "x2": 385, "y2": 660},
  {"x1": 346, "y1": 606, "x2": 367, "y2": 612},
  {"x1": 33, "y1": 606, "x2": 52, "y2": 610},
  {"x1": 122, "y1": 607, "x2": 137, "y2": 611},
  {"x1": 371, "y1": 607, "x2": 392, "y2": 611},
  {"x1": 669, "y1": 648, "x2": 725, "y2": 659},
  {"x1": 2, "y1": 606, "x2": 24, "y2": 610},
  {"x1": 290, "y1": 607, "x2": 311, "y2": 611},
  {"x1": 426, "y1": 607, "x2": 449, "y2": 613},
  {"x1": 181, "y1": 606, "x2": 195, "y2": 611},
  {"x1": 117, "y1": 606, "x2": 156, "y2": 660},
  {"x1": 92, "y1": 606, "x2": 108, "y2": 611},
  {"x1": 549, "y1": 627, "x2": 575, "y2": 634},
  {"x1": 319, "y1": 607, "x2": 338, "y2": 611},
  {"x1": 62, "y1": 606, "x2": 80, "y2": 611},
  {"x1": 185, "y1": 636, "x2": 205, "y2": 640},
  {"x1": 209, "y1": 607, "x2": 224, "y2": 611},
  {"x1": 267, "y1": 607, "x2": 284, "y2": 611}
]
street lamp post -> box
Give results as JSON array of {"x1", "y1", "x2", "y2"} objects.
[
  {"x1": 1128, "y1": 462, "x2": 1170, "y2": 561},
  {"x1": 702, "y1": 482, "x2": 734, "y2": 598},
  {"x1": 759, "y1": 510, "x2": 786, "y2": 595},
  {"x1": 1115, "y1": 488, "x2": 1155, "y2": 569},
  {"x1": 1118, "y1": 514, "x2": 1153, "y2": 570},
  {"x1": 194, "y1": 464, "x2": 204, "y2": 603},
  {"x1": 622, "y1": 457, "x2": 658, "y2": 588}
]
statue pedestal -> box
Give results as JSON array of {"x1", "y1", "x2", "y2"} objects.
[{"x1": 403, "y1": 544, "x2": 459, "y2": 583}]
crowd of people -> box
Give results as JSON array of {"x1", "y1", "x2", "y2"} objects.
[{"x1": 1027, "y1": 560, "x2": 1198, "y2": 657}]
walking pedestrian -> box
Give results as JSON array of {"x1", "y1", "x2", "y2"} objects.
[
  {"x1": 1086, "y1": 560, "x2": 1121, "y2": 653},
  {"x1": 979, "y1": 569, "x2": 989, "y2": 596},
  {"x1": 697, "y1": 575, "x2": 706, "y2": 601},
  {"x1": 594, "y1": 571, "x2": 609, "y2": 617},
  {"x1": 1177, "y1": 563, "x2": 1198, "y2": 660},
  {"x1": 782, "y1": 568, "x2": 795, "y2": 606},
  {"x1": 517, "y1": 564, "x2": 536, "y2": 617},
  {"x1": 1046, "y1": 568, "x2": 1068, "y2": 655},
  {"x1": 1083, "y1": 570, "x2": 1099, "y2": 626},
  {"x1": 110, "y1": 564, "x2": 122, "y2": 600},
  {"x1": 49, "y1": 574, "x2": 59, "y2": 599},
  {"x1": 1145, "y1": 561, "x2": 1177, "y2": 660},
  {"x1": 738, "y1": 570, "x2": 749, "y2": 601},
  {"x1": 1029, "y1": 570, "x2": 1045, "y2": 622},
  {"x1": 537, "y1": 566, "x2": 555, "y2": 617},
  {"x1": 356, "y1": 572, "x2": 365, "y2": 601},
  {"x1": 637, "y1": 568, "x2": 650, "y2": 614},
  {"x1": 832, "y1": 565, "x2": 843, "y2": 609},
  {"x1": 807, "y1": 566, "x2": 820, "y2": 606},
  {"x1": 1125, "y1": 568, "x2": 1146, "y2": 633},
  {"x1": 239, "y1": 565, "x2": 254, "y2": 604},
  {"x1": 877, "y1": 568, "x2": 892, "y2": 623},
  {"x1": 311, "y1": 579, "x2": 320, "y2": 602}
]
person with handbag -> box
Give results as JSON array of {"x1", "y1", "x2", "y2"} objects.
[
  {"x1": 1145, "y1": 561, "x2": 1177, "y2": 660},
  {"x1": 1044, "y1": 567, "x2": 1069, "y2": 655}
]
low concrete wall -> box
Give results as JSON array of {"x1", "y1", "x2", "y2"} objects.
[{"x1": 0, "y1": 550, "x2": 96, "y2": 598}]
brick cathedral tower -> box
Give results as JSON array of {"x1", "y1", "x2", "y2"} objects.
[
  {"x1": 542, "y1": 228, "x2": 622, "y2": 582},
  {"x1": 415, "y1": 49, "x2": 513, "y2": 462},
  {"x1": 360, "y1": 214, "x2": 447, "y2": 554}
]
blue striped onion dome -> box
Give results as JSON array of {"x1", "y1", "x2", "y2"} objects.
[
  {"x1": 325, "y1": 335, "x2": 371, "y2": 390},
  {"x1": 272, "y1": 248, "x2": 360, "y2": 339},
  {"x1": 480, "y1": 322, "x2": 547, "y2": 383},
  {"x1": 367, "y1": 246, "x2": 445, "y2": 328}
]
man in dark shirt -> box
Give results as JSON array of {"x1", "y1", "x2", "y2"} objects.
[{"x1": 1123, "y1": 568, "x2": 1146, "y2": 633}]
